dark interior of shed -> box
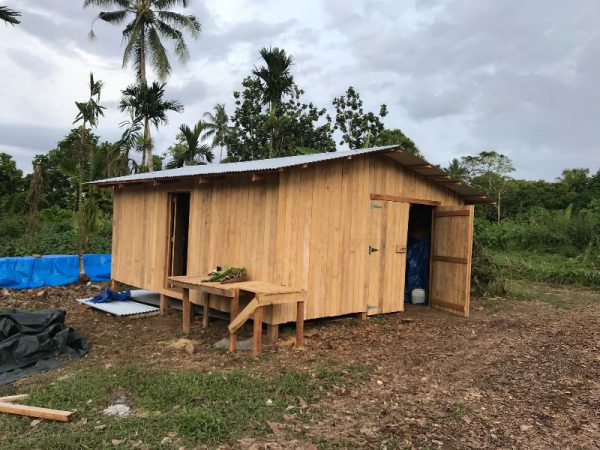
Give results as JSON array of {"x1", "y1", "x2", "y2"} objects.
[{"x1": 404, "y1": 204, "x2": 433, "y2": 304}]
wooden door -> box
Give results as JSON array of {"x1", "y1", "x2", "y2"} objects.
[
  {"x1": 365, "y1": 199, "x2": 410, "y2": 315},
  {"x1": 429, "y1": 205, "x2": 474, "y2": 317}
]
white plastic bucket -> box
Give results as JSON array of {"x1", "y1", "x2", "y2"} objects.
[{"x1": 411, "y1": 288, "x2": 426, "y2": 305}]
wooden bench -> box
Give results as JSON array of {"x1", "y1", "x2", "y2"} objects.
[{"x1": 167, "y1": 277, "x2": 306, "y2": 356}]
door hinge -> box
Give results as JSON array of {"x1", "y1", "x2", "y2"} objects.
[
  {"x1": 367, "y1": 304, "x2": 377, "y2": 311},
  {"x1": 368, "y1": 246, "x2": 379, "y2": 254},
  {"x1": 370, "y1": 203, "x2": 383, "y2": 209}
]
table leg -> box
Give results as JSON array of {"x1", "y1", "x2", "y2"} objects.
[
  {"x1": 160, "y1": 294, "x2": 168, "y2": 316},
  {"x1": 229, "y1": 289, "x2": 240, "y2": 353},
  {"x1": 182, "y1": 288, "x2": 191, "y2": 335},
  {"x1": 296, "y1": 301, "x2": 305, "y2": 349},
  {"x1": 202, "y1": 292, "x2": 210, "y2": 329},
  {"x1": 252, "y1": 306, "x2": 264, "y2": 357}
]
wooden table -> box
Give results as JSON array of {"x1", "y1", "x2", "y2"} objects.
[{"x1": 167, "y1": 277, "x2": 306, "y2": 356}]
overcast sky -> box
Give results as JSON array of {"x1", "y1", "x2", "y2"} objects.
[{"x1": 1, "y1": 0, "x2": 599, "y2": 180}]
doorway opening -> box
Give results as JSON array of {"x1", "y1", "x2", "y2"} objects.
[
  {"x1": 167, "y1": 192, "x2": 190, "y2": 282},
  {"x1": 404, "y1": 204, "x2": 433, "y2": 305}
]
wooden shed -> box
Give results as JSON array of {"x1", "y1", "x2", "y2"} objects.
[{"x1": 93, "y1": 145, "x2": 487, "y2": 326}]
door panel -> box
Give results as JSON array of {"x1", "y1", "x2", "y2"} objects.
[
  {"x1": 366, "y1": 199, "x2": 409, "y2": 315},
  {"x1": 429, "y1": 205, "x2": 474, "y2": 317}
]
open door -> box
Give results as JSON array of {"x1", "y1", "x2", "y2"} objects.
[
  {"x1": 429, "y1": 205, "x2": 474, "y2": 317},
  {"x1": 167, "y1": 192, "x2": 190, "y2": 284},
  {"x1": 366, "y1": 199, "x2": 410, "y2": 315}
]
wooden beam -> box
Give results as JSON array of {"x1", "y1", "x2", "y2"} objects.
[
  {"x1": 266, "y1": 324, "x2": 279, "y2": 344},
  {"x1": 295, "y1": 301, "x2": 305, "y2": 349},
  {"x1": 252, "y1": 306, "x2": 264, "y2": 357},
  {"x1": 0, "y1": 402, "x2": 74, "y2": 422},
  {"x1": 433, "y1": 255, "x2": 469, "y2": 264},
  {"x1": 229, "y1": 289, "x2": 240, "y2": 353},
  {"x1": 0, "y1": 395, "x2": 28, "y2": 403},
  {"x1": 406, "y1": 163, "x2": 432, "y2": 169},
  {"x1": 370, "y1": 193, "x2": 441, "y2": 207},
  {"x1": 182, "y1": 288, "x2": 191, "y2": 335},
  {"x1": 228, "y1": 298, "x2": 260, "y2": 333},
  {"x1": 435, "y1": 209, "x2": 470, "y2": 217},
  {"x1": 197, "y1": 176, "x2": 225, "y2": 184},
  {"x1": 202, "y1": 292, "x2": 210, "y2": 329}
]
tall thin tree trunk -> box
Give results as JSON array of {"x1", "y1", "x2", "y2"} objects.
[
  {"x1": 220, "y1": 145, "x2": 223, "y2": 163},
  {"x1": 144, "y1": 116, "x2": 152, "y2": 171}
]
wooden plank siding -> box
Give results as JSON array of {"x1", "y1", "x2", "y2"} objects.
[{"x1": 111, "y1": 154, "x2": 466, "y2": 324}]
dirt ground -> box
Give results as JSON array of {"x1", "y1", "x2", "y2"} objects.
[{"x1": 1, "y1": 283, "x2": 599, "y2": 449}]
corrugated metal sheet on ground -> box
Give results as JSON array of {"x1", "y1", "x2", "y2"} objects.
[{"x1": 78, "y1": 290, "x2": 159, "y2": 316}]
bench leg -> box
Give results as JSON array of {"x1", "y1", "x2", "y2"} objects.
[
  {"x1": 266, "y1": 324, "x2": 279, "y2": 345},
  {"x1": 252, "y1": 306, "x2": 264, "y2": 357},
  {"x1": 296, "y1": 301, "x2": 305, "y2": 349},
  {"x1": 229, "y1": 290, "x2": 239, "y2": 353},
  {"x1": 182, "y1": 288, "x2": 191, "y2": 335},
  {"x1": 202, "y1": 292, "x2": 210, "y2": 329},
  {"x1": 160, "y1": 294, "x2": 168, "y2": 316}
]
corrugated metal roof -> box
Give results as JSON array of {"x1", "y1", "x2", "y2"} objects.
[{"x1": 91, "y1": 145, "x2": 489, "y2": 202}]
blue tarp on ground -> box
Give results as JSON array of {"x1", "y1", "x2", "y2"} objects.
[
  {"x1": 0, "y1": 254, "x2": 111, "y2": 289},
  {"x1": 82, "y1": 254, "x2": 111, "y2": 282}
]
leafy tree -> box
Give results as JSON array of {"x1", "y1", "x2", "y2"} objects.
[
  {"x1": 225, "y1": 77, "x2": 335, "y2": 161},
  {"x1": 165, "y1": 121, "x2": 213, "y2": 168},
  {"x1": 0, "y1": 6, "x2": 20, "y2": 25},
  {"x1": 203, "y1": 104, "x2": 233, "y2": 162},
  {"x1": 459, "y1": 151, "x2": 515, "y2": 222},
  {"x1": 119, "y1": 81, "x2": 183, "y2": 170},
  {"x1": 375, "y1": 128, "x2": 421, "y2": 156},
  {"x1": 332, "y1": 86, "x2": 388, "y2": 149},
  {"x1": 85, "y1": 0, "x2": 201, "y2": 82},
  {"x1": 446, "y1": 158, "x2": 469, "y2": 181},
  {"x1": 0, "y1": 152, "x2": 25, "y2": 213}
]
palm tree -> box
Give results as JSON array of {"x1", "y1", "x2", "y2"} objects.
[
  {"x1": 203, "y1": 104, "x2": 233, "y2": 162},
  {"x1": 166, "y1": 121, "x2": 213, "y2": 168},
  {"x1": 252, "y1": 47, "x2": 294, "y2": 113},
  {"x1": 119, "y1": 81, "x2": 183, "y2": 170},
  {"x1": 0, "y1": 6, "x2": 20, "y2": 25},
  {"x1": 84, "y1": 0, "x2": 201, "y2": 82}
]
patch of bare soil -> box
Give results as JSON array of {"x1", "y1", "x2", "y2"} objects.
[{"x1": 1, "y1": 283, "x2": 599, "y2": 449}]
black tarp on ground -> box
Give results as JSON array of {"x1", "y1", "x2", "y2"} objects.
[{"x1": 0, "y1": 309, "x2": 88, "y2": 386}]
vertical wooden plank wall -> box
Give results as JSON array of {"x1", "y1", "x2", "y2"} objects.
[{"x1": 112, "y1": 154, "x2": 468, "y2": 324}]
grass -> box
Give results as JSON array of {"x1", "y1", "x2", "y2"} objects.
[
  {"x1": 489, "y1": 249, "x2": 600, "y2": 288},
  {"x1": 0, "y1": 363, "x2": 371, "y2": 449}
]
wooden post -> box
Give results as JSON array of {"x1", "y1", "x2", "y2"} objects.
[
  {"x1": 229, "y1": 289, "x2": 240, "y2": 353},
  {"x1": 202, "y1": 292, "x2": 210, "y2": 329},
  {"x1": 182, "y1": 288, "x2": 191, "y2": 335},
  {"x1": 252, "y1": 306, "x2": 264, "y2": 357},
  {"x1": 357, "y1": 312, "x2": 368, "y2": 321},
  {"x1": 296, "y1": 301, "x2": 305, "y2": 349},
  {"x1": 159, "y1": 294, "x2": 168, "y2": 316},
  {"x1": 110, "y1": 279, "x2": 120, "y2": 291},
  {"x1": 266, "y1": 324, "x2": 279, "y2": 344}
]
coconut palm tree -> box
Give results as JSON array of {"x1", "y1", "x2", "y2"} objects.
[
  {"x1": 84, "y1": 0, "x2": 201, "y2": 82},
  {"x1": 252, "y1": 47, "x2": 294, "y2": 113},
  {"x1": 166, "y1": 121, "x2": 213, "y2": 168},
  {"x1": 0, "y1": 6, "x2": 20, "y2": 25},
  {"x1": 119, "y1": 81, "x2": 183, "y2": 170},
  {"x1": 203, "y1": 104, "x2": 233, "y2": 162}
]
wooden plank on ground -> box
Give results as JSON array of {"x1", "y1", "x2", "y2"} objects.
[
  {"x1": 0, "y1": 394, "x2": 28, "y2": 403},
  {"x1": 0, "y1": 402, "x2": 73, "y2": 422}
]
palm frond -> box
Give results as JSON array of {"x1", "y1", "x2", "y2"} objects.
[
  {"x1": 155, "y1": 20, "x2": 189, "y2": 63},
  {"x1": 148, "y1": 26, "x2": 171, "y2": 81},
  {"x1": 154, "y1": 0, "x2": 190, "y2": 9},
  {"x1": 157, "y1": 11, "x2": 200, "y2": 38},
  {"x1": 98, "y1": 9, "x2": 129, "y2": 24},
  {"x1": 0, "y1": 6, "x2": 21, "y2": 25},
  {"x1": 83, "y1": 0, "x2": 131, "y2": 8}
]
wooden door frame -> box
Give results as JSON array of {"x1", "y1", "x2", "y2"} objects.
[{"x1": 164, "y1": 191, "x2": 192, "y2": 290}]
